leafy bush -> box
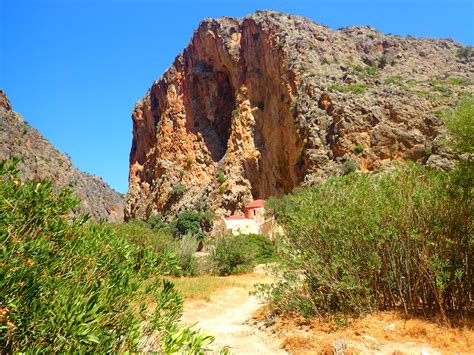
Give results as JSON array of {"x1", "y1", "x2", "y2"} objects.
[
  {"x1": 116, "y1": 220, "x2": 180, "y2": 275},
  {"x1": 444, "y1": 96, "x2": 474, "y2": 155},
  {"x1": 118, "y1": 220, "x2": 202, "y2": 277},
  {"x1": 211, "y1": 234, "x2": 276, "y2": 276},
  {"x1": 217, "y1": 173, "x2": 226, "y2": 184},
  {"x1": 211, "y1": 236, "x2": 257, "y2": 276},
  {"x1": 261, "y1": 163, "x2": 472, "y2": 321},
  {"x1": 147, "y1": 213, "x2": 169, "y2": 232},
  {"x1": 172, "y1": 210, "x2": 206, "y2": 242},
  {"x1": 0, "y1": 159, "x2": 211, "y2": 352},
  {"x1": 169, "y1": 183, "x2": 185, "y2": 197},
  {"x1": 353, "y1": 144, "x2": 364, "y2": 154},
  {"x1": 244, "y1": 234, "x2": 277, "y2": 263},
  {"x1": 172, "y1": 235, "x2": 201, "y2": 277},
  {"x1": 341, "y1": 159, "x2": 358, "y2": 175},
  {"x1": 443, "y1": 97, "x2": 474, "y2": 193}
]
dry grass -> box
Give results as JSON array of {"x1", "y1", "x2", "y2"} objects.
[
  {"x1": 259, "y1": 311, "x2": 474, "y2": 354},
  {"x1": 167, "y1": 273, "x2": 267, "y2": 301},
  {"x1": 348, "y1": 312, "x2": 474, "y2": 353}
]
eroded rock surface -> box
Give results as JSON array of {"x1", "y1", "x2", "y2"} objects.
[
  {"x1": 127, "y1": 10, "x2": 473, "y2": 220},
  {"x1": 0, "y1": 90, "x2": 124, "y2": 222}
]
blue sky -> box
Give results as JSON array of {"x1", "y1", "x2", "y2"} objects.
[{"x1": 1, "y1": 0, "x2": 473, "y2": 193}]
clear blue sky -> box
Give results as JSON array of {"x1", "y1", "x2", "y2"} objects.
[{"x1": 1, "y1": 0, "x2": 473, "y2": 193}]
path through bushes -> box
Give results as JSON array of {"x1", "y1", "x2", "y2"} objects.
[{"x1": 180, "y1": 267, "x2": 286, "y2": 354}]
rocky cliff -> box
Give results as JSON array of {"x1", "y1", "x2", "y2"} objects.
[
  {"x1": 0, "y1": 90, "x2": 124, "y2": 221},
  {"x1": 127, "y1": 10, "x2": 473, "y2": 220}
]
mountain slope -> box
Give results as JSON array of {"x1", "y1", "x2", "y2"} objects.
[
  {"x1": 0, "y1": 90, "x2": 124, "y2": 221},
  {"x1": 127, "y1": 10, "x2": 473, "y2": 220}
]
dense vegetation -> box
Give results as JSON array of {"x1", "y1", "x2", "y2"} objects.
[
  {"x1": 260, "y1": 98, "x2": 473, "y2": 323},
  {"x1": 211, "y1": 234, "x2": 276, "y2": 276},
  {"x1": 119, "y1": 217, "x2": 276, "y2": 278},
  {"x1": 0, "y1": 159, "x2": 213, "y2": 352}
]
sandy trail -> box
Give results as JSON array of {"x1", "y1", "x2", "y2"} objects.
[{"x1": 180, "y1": 271, "x2": 286, "y2": 354}]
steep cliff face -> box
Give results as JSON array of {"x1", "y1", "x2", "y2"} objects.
[
  {"x1": 0, "y1": 90, "x2": 124, "y2": 221},
  {"x1": 127, "y1": 10, "x2": 473, "y2": 220}
]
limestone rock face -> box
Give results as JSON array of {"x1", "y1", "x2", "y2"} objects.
[
  {"x1": 0, "y1": 90, "x2": 124, "y2": 222},
  {"x1": 127, "y1": 10, "x2": 473, "y2": 220}
]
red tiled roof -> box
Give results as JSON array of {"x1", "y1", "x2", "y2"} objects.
[
  {"x1": 225, "y1": 215, "x2": 248, "y2": 220},
  {"x1": 244, "y1": 199, "x2": 265, "y2": 209}
]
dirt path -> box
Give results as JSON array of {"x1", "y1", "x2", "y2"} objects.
[{"x1": 180, "y1": 270, "x2": 286, "y2": 354}]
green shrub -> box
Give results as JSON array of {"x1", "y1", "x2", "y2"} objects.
[
  {"x1": 218, "y1": 186, "x2": 225, "y2": 194},
  {"x1": 116, "y1": 220, "x2": 180, "y2": 274},
  {"x1": 447, "y1": 77, "x2": 470, "y2": 86},
  {"x1": 118, "y1": 220, "x2": 202, "y2": 277},
  {"x1": 341, "y1": 159, "x2": 358, "y2": 175},
  {"x1": 444, "y1": 97, "x2": 474, "y2": 155},
  {"x1": 366, "y1": 65, "x2": 378, "y2": 75},
  {"x1": 354, "y1": 144, "x2": 364, "y2": 154},
  {"x1": 432, "y1": 85, "x2": 451, "y2": 94},
  {"x1": 261, "y1": 163, "x2": 472, "y2": 321},
  {"x1": 211, "y1": 236, "x2": 257, "y2": 276},
  {"x1": 147, "y1": 213, "x2": 169, "y2": 232},
  {"x1": 171, "y1": 210, "x2": 206, "y2": 242},
  {"x1": 349, "y1": 64, "x2": 378, "y2": 78},
  {"x1": 384, "y1": 75, "x2": 403, "y2": 85},
  {"x1": 321, "y1": 57, "x2": 330, "y2": 65},
  {"x1": 0, "y1": 159, "x2": 211, "y2": 352},
  {"x1": 217, "y1": 173, "x2": 226, "y2": 184},
  {"x1": 172, "y1": 235, "x2": 201, "y2": 277},
  {"x1": 211, "y1": 234, "x2": 276, "y2": 276},
  {"x1": 244, "y1": 234, "x2": 276, "y2": 263},
  {"x1": 443, "y1": 97, "x2": 474, "y2": 192},
  {"x1": 170, "y1": 183, "x2": 185, "y2": 197}
]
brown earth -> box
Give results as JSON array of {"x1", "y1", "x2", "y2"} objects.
[
  {"x1": 270, "y1": 311, "x2": 473, "y2": 354},
  {"x1": 126, "y1": 10, "x2": 473, "y2": 220},
  {"x1": 179, "y1": 269, "x2": 473, "y2": 354}
]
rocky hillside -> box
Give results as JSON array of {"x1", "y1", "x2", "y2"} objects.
[
  {"x1": 127, "y1": 10, "x2": 473, "y2": 220},
  {"x1": 0, "y1": 90, "x2": 124, "y2": 221}
]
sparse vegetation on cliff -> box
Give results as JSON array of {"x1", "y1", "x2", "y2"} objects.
[
  {"x1": 127, "y1": 11, "x2": 472, "y2": 220},
  {"x1": 329, "y1": 83, "x2": 367, "y2": 94}
]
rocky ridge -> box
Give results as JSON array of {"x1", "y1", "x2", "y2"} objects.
[
  {"x1": 127, "y1": 10, "x2": 473, "y2": 220},
  {"x1": 0, "y1": 90, "x2": 124, "y2": 221}
]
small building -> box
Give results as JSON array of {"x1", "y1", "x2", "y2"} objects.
[
  {"x1": 223, "y1": 215, "x2": 260, "y2": 236},
  {"x1": 243, "y1": 199, "x2": 266, "y2": 224},
  {"x1": 220, "y1": 199, "x2": 281, "y2": 237}
]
